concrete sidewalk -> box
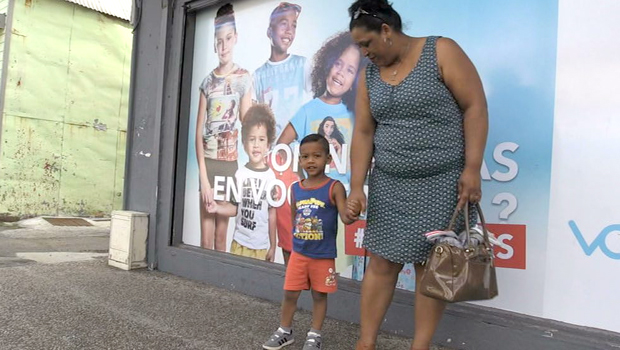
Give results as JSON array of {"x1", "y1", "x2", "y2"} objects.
[{"x1": 0, "y1": 222, "x2": 452, "y2": 350}]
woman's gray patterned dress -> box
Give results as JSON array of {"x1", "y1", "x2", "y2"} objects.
[{"x1": 363, "y1": 36, "x2": 476, "y2": 264}]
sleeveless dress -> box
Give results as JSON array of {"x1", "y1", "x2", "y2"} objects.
[{"x1": 363, "y1": 36, "x2": 476, "y2": 264}]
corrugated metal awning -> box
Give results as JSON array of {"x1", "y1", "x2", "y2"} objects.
[{"x1": 63, "y1": 0, "x2": 132, "y2": 22}]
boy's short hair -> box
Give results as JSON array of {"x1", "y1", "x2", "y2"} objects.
[
  {"x1": 300, "y1": 134, "x2": 330, "y2": 155},
  {"x1": 242, "y1": 104, "x2": 276, "y2": 146},
  {"x1": 269, "y1": 2, "x2": 301, "y2": 26}
]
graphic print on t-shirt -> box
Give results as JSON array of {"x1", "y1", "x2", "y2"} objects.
[
  {"x1": 232, "y1": 165, "x2": 276, "y2": 250},
  {"x1": 200, "y1": 66, "x2": 251, "y2": 161},
  {"x1": 253, "y1": 54, "x2": 310, "y2": 138},
  {"x1": 239, "y1": 177, "x2": 268, "y2": 231},
  {"x1": 290, "y1": 99, "x2": 354, "y2": 185},
  {"x1": 291, "y1": 179, "x2": 339, "y2": 259},
  {"x1": 293, "y1": 197, "x2": 327, "y2": 241},
  {"x1": 206, "y1": 94, "x2": 239, "y2": 161}
]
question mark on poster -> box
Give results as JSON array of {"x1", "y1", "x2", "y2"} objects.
[{"x1": 492, "y1": 192, "x2": 518, "y2": 220}]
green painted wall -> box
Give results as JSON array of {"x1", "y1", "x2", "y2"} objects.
[
  {"x1": 0, "y1": 0, "x2": 8, "y2": 81},
  {"x1": 0, "y1": 0, "x2": 132, "y2": 217}
]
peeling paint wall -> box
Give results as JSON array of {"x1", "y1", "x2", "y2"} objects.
[
  {"x1": 0, "y1": 0, "x2": 132, "y2": 217},
  {"x1": 0, "y1": 0, "x2": 8, "y2": 80}
]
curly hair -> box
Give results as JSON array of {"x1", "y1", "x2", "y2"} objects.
[
  {"x1": 310, "y1": 32, "x2": 367, "y2": 111},
  {"x1": 241, "y1": 104, "x2": 277, "y2": 146}
]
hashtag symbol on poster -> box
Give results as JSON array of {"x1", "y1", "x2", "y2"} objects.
[{"x1": 354, "y1": 228, "x2": 364, "y2": 248}]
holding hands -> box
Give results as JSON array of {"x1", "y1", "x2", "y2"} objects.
[{"x1": 346, "y1": 189, "x2": 366, "y2": 222}]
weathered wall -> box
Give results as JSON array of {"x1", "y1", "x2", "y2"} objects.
[
  {"x1": 0, "y1": 0, "x2": 132, "y2": 217},
  {"x1": 0, "y1": 0, "x2": 8, "y2": 81}
]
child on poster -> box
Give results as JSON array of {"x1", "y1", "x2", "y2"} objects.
[
  {"x1": 253, "y1": 2, "x2": 311, "y2": 266},
  {"x1": 209, "y1": 105, "x2": 278, "y2": 261},
  {"x1": 277, "y1": 31, "x2": 366, "y2": 186},
  {"x1": 262, "y1": 134, "x2": 356, "y2": 350},
  {"x1": 195, "y1": 3, "x2": 253, "y2": 251},
  {"x1": 253, "y1": 2, "x2": 310, "y2": 138}
]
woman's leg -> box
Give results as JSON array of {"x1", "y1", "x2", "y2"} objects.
[
  {"x1": 410, "y1": 263, "x2": 446, "y2": 350},
  {"x1": 356, "y1": 253, "x2": 403, "y2": 350},
  {"x1": 199, "y1": 198, "x2": 215, "y2": 249},
  {"x1": 213, "y1": 209, "x2": 229, "y2": 251},
  {"x1": 310, "y1": 290, "x2": 328, "y2": 331}
]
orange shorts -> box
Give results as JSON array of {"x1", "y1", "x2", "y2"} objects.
[{"x1": 283, "y1": 251, "x2": 337, "y2": 293}]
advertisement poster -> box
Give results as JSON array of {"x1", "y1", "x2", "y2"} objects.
[{"x1": 180, "y1": 0, "x2": 559, "y2": 318}]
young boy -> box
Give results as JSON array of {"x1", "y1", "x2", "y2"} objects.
[
  {"x1": 253, "y1": 2, "x2": 310, "y2": 137},
  {"x1": 254, "y1": 2, "x2": 311, "y2": 265},
  {"x1": 209, "y1": 104, "x2": 278, "y2": 261},
  {"x1": 263, "y1": 134, "x2": 353, "y2": 350}
]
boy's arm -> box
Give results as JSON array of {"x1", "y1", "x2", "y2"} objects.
[
  {"x1": 290, "y1": 191, "x2": 297, "y2": 232},
  {"x1": 209, "y1": 202, "x2": 238, "y2": 217},
  {"x1": 332, "y1": 181, "x2": 354, "y2": 225},
  {"x1": 239, "y1": 73, "x2": 253, "y2": 122},
  {"x1": 266, "y1": 207, "x2": 277, "y2": 262}
]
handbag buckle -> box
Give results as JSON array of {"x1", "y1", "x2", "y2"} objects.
[{"x1": 435, "y1": 246, "x2": 444, "y2": 254}]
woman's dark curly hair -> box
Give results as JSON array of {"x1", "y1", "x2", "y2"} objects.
[
  {"x1": 348, "y1": 0, "x2": 402, "y2": 33},
  {"x1": 311, "y1": 32, "x2": 368, "y2": 111}
]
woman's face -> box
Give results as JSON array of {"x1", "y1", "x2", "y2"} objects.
[
  {"x1": 323, "y1": 120, "x2": 335, "y2": 137},
  {"x1": 325, "y1": 45, "x2": 361, "y2": 98},
  {"x1": 350, "y1": 26, "x2": 390, "y2": 66},
  {"x1": 215, "y1": 24, "x2": 237, "y2": 65}
]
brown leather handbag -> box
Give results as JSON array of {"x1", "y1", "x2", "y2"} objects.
[{"x1": 419, "y1": 203, "x2": 499, "y2": 302}]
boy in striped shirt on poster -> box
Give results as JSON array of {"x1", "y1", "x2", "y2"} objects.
[{"x1": 263, "y1": 134, "x2": 357, "y2": 350}]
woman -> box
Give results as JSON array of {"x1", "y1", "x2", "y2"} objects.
[
  {"x1": 345, "y1": 1, "x2": 488, "y2": 349},
  {"x1": 195, "y1": 3, "x2": 252, "y2": 251},
  {"x1": 318, "y1": 116, "x2": 345, "y2": 160}
]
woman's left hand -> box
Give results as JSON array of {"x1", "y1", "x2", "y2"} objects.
[{"x1": 458, "y1": 167, "x2": 482, "y2": 209}]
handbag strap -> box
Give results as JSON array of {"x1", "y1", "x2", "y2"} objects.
[
  {"x1": 475, "y1": 203, "x2": 493, "y2": 250},
  {"x1": 447, "y1": 203, "x2": 493, "y2": 251}
]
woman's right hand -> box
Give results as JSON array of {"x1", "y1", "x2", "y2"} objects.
[{"x1": 346, "y1": 188, "x2": 366, "y2": 221}]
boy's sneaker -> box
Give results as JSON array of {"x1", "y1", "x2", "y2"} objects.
[
  {"x1": 262, "y1": 327, "x2": 294, "y2": 349},
  {"x1": 303, "y1": 331, "x2": 322, "y2": 350}
]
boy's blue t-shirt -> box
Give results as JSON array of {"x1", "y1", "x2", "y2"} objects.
[
  {"x1": 292, "y1": 178, "x2": 339, "y2": 259},
  {"x1": 253, "y1": 54, "x2": 310, "y2": 139},
  {"x1": 289, "y1": 98, "x2": 354, "y2": 185}
]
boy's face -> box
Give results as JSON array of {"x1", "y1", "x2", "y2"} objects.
[
  {"x1": 299, "y1": 141, "x2": 331, "y2": 177},
  {"x1": 268, "y1": 9, "x2": 298, "y2": 54},
  {"x1": 244, "y1": 124, "x2": 270, "y2": 166}
]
